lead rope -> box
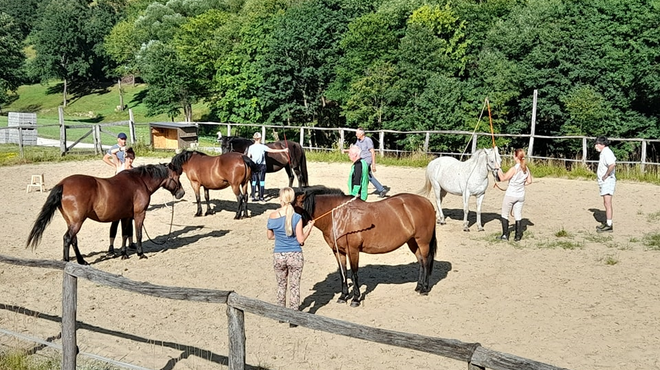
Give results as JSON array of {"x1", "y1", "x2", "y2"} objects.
[
  {"x1": 142, "y1": 195, "x2": 176, "y2": 245},
  {"x1": 311, "y1": 196, "x2": 358, "y2": 284}
]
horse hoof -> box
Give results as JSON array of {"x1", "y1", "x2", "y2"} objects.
[
  {"x1": 336, "y1": 298, "x2": 346, "y2": 304},
  {"x1": 463, "y1": 228, "x2": 470, "y2": 232},
  {"x1": 138, "y1": 254, "x2": 148, "y2": 259},
  {"x1": 121, "y1": 255, "x2": 129, "y2": 260},
  {"x1": 419, "y1": 290, "x2": 429, "y2": 296},
  {"x1": 350, "y1": 300, "x2": 361, "y2": 307},
  {"x1": 194, "y1": 213, "x2": 202, "y2": 217}
]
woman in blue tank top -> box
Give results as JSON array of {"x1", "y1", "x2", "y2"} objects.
[{"x1": 267, "y1": 187, "x2": 315, "y2": 321}]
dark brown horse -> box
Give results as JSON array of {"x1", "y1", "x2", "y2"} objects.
[
  {"x1": 169, "y1": 150, "x2": 258, "y2": 219},
  {"x1": 220, "y1": 136, "x2": 309, "y2": 187},
  {"x1": 293, "y1": 187, "x2": 437, "y2": 307},
  {"x1": 26, "y1": 164, "x2": 185, "y2": 265}
]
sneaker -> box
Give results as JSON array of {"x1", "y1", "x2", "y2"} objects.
[
  {"x1": 378, "y1": 187, "x2": 389, "y2": 198},
  {"x1": 499, "y1": 235, "x2": 508, "y2": 241},
  {"x1": 251, "y1": 197, "x2": 258, "y2": 202},
  {"x1": 596, "y1": 223, "x2": 607, "y2": 230},
  {"x1": 597, "y1": 224, "x2": 613, "y2": 233}
]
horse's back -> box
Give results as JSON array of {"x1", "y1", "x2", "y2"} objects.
[
  {"x1": 427, "y1": 155, "x2": 488, "y2": 196},
  {"x1": 58, "y1": 175, "x2": 126, "y2": 221}
]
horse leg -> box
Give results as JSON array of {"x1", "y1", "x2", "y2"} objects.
[
  {"x1": 285, "y1": 164, "x2": 294, "y2": 188},
  {"x1": 192, "y1": 184, "x2": 203, "y2": 217},
  {"x1": 475, "y1": 193, "x2": 485, "y2": 231},
  {"x1": 204, "y1": 187, "x2": 215, "y2": 216},
  {"x1": 407, "y1": 239, "x2": 424, "y2": 292},
  {"x1": 434, "y1": 186, "x2": 447, "y2": 225},
  {"x1": 335, "y1": 253, "x2": 350, "y2": 304},
  {"x1": 348, "y1": 249, "x2": 362, "y2": 307},
  {"x1": 70, "y1": 234, "x2": 88, "y2": 265},
  {"x1": 462, "y1": 192, "x2": 471, "y2": 232},
  {"x1": 134, "y1": 212, "x2": 147, "y2": 259},
  {"x1": 234, "y1": 193, "x2": 243, "y2": 219}
]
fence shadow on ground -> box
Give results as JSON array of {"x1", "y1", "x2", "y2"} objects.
[
  {"x1": 0, "y1": 303, "x2": 271, "y2": 370},
  {"x1": 301, "y1": 260, "x2": 452, "y2": 314}
]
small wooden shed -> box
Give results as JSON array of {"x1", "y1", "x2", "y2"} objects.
[{"x1": 149, "y1": 122, "x2": 198, "y2": 150}]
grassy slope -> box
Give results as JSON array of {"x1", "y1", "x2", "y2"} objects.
[{"x1": 0, "y1": 82, "x2": 212, "y2": 145}]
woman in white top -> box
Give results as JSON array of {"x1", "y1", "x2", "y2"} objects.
[{"x1": 495, "y1": 148, "x2": 533, "y2": 241}]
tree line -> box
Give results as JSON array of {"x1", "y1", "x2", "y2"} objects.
[{"x1": 1, "y1": 0, "x2": 659, "y2": 159}]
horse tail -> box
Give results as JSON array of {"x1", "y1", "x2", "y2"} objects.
[
  {"x1": 298, "y1": 145, "x2": 309, "y2": 187},
  {"x1": 26, "y1": 184, "x2": 63, "y2": 250},
  {"x1": 419, "y1": 164, "x2": 433, "y2": 197},
  {"x1": 427, "y1": 224, "x2": 437, "y2": 274},
  {"x1": 242, "y1": 155, "x2": 259, "y2": 182}
]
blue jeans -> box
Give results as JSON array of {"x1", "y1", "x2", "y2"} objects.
[{"x1": 368, "y1": 167, "x2": 384, "y2": 192}]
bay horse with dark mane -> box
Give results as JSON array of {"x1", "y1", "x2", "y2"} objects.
[
  {"x1": 293, "y1": 186, "x2": 437, "y2": 307},
  {"x1": 26, "y1": 163, "x2": 185, "y2": 265},
  {"x1": 169, "y1": 150, "x2": 257, "y2": 219},
  {"x1": 220, "y1": 136, "x2": 309, "y2": 188}
]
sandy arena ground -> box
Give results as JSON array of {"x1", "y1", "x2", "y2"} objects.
[{"x1": 1, "y1": 157, "x2": 659, "y2": 370}]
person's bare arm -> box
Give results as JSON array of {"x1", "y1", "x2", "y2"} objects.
[
  {"x1": 295, "y1": 219, "x2": 315, "y2": 245},
  {"x1": 497, "y1": 167, "x2": 516, "y2": 182}
]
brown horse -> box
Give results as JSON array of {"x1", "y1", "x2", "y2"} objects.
[
  {"x1": 220, "y1": 136, "x2": 309, "y2": 187},
  {"x1": 26, "y1": 164, "x2": 185, "y2": 265},
  {"x1": 169, "y1": 150, "x2": 258, "y2": 219},
  {"x1": 293, "y1": 187, "x2": 437, "y2": 307}
]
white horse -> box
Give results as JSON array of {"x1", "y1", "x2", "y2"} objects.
[{"x1": 421, "y1": 147, "x2": 501, "y2": 231}]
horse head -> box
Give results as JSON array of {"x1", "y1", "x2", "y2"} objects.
[
  {"x1": 165, "y1": 163, "x2": 186, "y2": 199},
  {"x1": 220, "y1": 137, "x2": 233, "y2": 154},
  {"x1": 486, "y1": 147, "x2": 502, "y2": 181}
]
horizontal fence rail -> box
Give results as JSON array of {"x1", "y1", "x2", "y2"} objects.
[
  {"x1": 4, "y1": 110, "x2": 658, "y2": 170},
  {"x1": 0, "y1": 254, "x2": 570, "y2": 370}
]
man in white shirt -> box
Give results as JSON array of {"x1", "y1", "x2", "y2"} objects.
[{"x1": 594, "y1": 136, "x2": 616, "y2": 233}]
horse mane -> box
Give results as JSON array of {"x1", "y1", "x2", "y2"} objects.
[
  {"x1": 297, "y1": 186, "x2": 346, "y2": 218},
  {"x1": 128, "y1": 163, "x2": 169, "y2": 179},
  {"x1": 170, "y1": 150, "x2": 208, "y2": 172}
]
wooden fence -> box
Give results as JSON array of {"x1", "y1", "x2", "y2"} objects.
[
  {"x1": 0, "y1": 255, "x2": 569, "y2": 370},
  {"x1": 4, "y1": 109, "x2": 659, "y2": 171}
]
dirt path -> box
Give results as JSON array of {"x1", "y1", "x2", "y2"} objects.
[{"x1": 1, "y1": 158, "x2": 659, "y2": 370}]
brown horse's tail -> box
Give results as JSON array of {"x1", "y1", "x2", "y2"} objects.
[
  {"x1": 427, "y1": 225, "x2": 437, "y2": 274},
  {"x1": 26, "y1": 184, "x2": 63, "y2": 250}
]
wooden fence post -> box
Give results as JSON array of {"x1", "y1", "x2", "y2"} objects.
[
  {"x1": 424, "y1": 132, "x2": 430, "y2": 153},
  {"x1": 582, "y1": 138, "x2": 588, "y2": 166},
  {"x1": 641, "y1": 140, "x2": 647, "y2": 173},
  {"x1": 471, "y1": 134, "x2": 478, "y2": 154},
  {"x1": 339, "y1": 129, "x2": 345, "y2": 151},
  {"x1": 299, "y1": 127, "x2": 304, "y2": 146},
  {"x1": 379, "y1": 131, "x2": 384, "y2": 157},
  {"x1": 129, "y1": 109, "x2": 136, "y2": 145},
  {"x1": 59, "y1": 107, "x2": 66, "y2": 156},
  {"x1": 227, "y1": 297, "x2": 246, "y2": 370},
  {"x1": 226, "y1": 124, "x2": 232, "y2": 137},
  {"x1": 17, "y1": 126, "x2": 24, "y2": 158},
  {"x1": 528, "y1": 89, "x2": 537, "y2": 157},
  {"x1": 62, "y1": 266, "x2": 78, "y2": 370}
]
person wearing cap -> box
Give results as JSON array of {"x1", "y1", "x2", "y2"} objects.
[
  {"x1": 354, "y1": 128, "x2": 389, "y2": 198},
  {"x1": 247, "y1": 132, "x2": 288, "y2": 201},
  {"x1": 108, "y1": 147, "x2": 137, "y2": 254},
  {"x1": 103, "y1": 132, "x2": 128, "y2": 169},
  {"x1": 594, "y1": 136, "x2": 616, "y2": 233}
]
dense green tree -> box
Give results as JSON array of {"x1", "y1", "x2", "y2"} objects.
[
  {"x1": 257, "y1": 0, "x2": 350, "y2": 125},
  {"x1": 29, "y1": 0, "x2": 119, "y2": 106},
  {"x1": 0, "y1": 13, "x2": 26, "y2": 106},
  {"x1": 0, "y1": 0, "x2": 41, "y2": 39},
  {"x1": 139, "y1": 41, "x2": 202, "y2": 121}
]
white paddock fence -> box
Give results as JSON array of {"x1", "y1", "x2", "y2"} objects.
[
  {"x1": 3, "y1": 108, "x2": 659, "y2": 172},
  {"x1": 0, "y1": 255, "x2": 570, "y2": 370}
]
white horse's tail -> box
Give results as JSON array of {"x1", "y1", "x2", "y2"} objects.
[{"x1": 418, "y1": 164, "x2": 434, "y2": 197}]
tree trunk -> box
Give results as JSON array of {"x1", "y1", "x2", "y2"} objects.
[{"x1": 62, "y1": 78, "x2": 68, "y2": 107}]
